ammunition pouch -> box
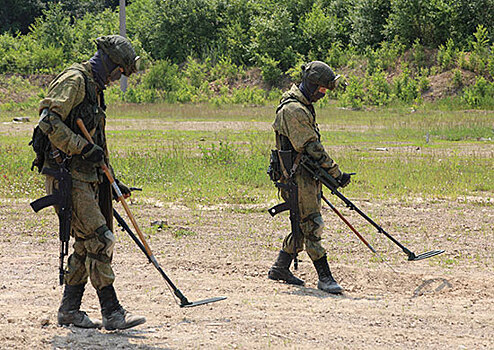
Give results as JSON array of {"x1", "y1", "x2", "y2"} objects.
[
  {"x1": 29, "y1": 125, "x2": 51, "y2": 173},
  {"x1": 267, "y1": 150, "x2": 282, "y2": 182}
]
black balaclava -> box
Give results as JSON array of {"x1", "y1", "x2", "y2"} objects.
[
  {"x1": 299, "y1": 80, "x2": 325, "y2": 103},
  {"x1": 89, "y1": 49, "x2": 118, "y2": 90},
  {"x1": 299, "y1": 81, "x2": 318, "y2": 103}
]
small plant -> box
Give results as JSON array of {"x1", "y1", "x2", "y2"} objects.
[
  {"x1": 172, "y1": 227, "x2": 196, "y2": 238},
  {"x1": 183, "y1": 57, "x2": 209, "y2": 88},
  {"x1": 142, "y1": 60, "x2": 180, "y2": 91},
  {"x1": 468, "y1": 25, "x2": 491, "y2": 74},
  {"x1": 411, "y1": 39, "x2": 427, "y2": 68},
  {"x1": 258, "y1": 55, "x2": 282, "y2": 86},
  {"x1": 365, "y1": 70, "x2": 391, "y2": 106},
  {"x1": 393, "y1": 68, "x2": 419, "y2": 103},
  {"x1": 199, "y1": 141, "x2": 237, "y2": 165},
  {"x1": 451, "y1": 69, "x2": 463, "y2": 90},
  {"x1": 338, "y1": 75, "x2": 364, "y2": 109},
  {"x1": 463, "y1": 76, "x2": 494, "y2": 108},
  {"x1": 437, "y1": 38, "x2": 457, "y2": 71},
  {"x1": 418, "y1": 74, "x2": 430, "y2": 93}
]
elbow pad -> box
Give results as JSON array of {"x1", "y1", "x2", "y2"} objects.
[{"x1": 38, "y1": 108, "x2": 54, "y2": 135}]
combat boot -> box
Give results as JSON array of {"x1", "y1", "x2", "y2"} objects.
[
  {"x1": 58, "y1": 284, "x2": 102, "y2": 328},
  {"x1": 268, "y1": 250, "x2": 304, "y2": 286},
  {"x1": 313, "y1": 255, "x2": 343, "y2": 294},
  {"x1": 97, "y1": 284, "x2": 146, "y2": 331}
]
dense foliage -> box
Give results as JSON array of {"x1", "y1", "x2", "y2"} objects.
[{"x1": 1, "y1": 0, "x2": 494, "y2": 108}]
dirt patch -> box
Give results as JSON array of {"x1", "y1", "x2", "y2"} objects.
[
  {"x1": 0, "y1": 196, "x2": 492, "y2": 349},
  {"x1": 422, "y1": 69, "x2": 477, "y2": 101}
]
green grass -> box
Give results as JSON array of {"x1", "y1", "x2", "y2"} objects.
[{"x1": 0, "y1": 103, "x2": 492, "y2": 204}]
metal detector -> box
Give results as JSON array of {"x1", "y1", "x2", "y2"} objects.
[
  {"x1": 76, "y1": 117, "x2": 225, "y2": 308},
  {"x1": 300, "y1": 156, "x2": 444, "y2": 261},
  {"x1": 114, "y1": 209, "x2": 226, "y2": 308}
]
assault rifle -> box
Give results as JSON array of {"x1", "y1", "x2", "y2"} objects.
[
  {"x1": 299, "y1": 155, "x2": 444, "y2": 261},
  {"x1": 30, "y1": 165, "x2": 72, "y2": 284},
  {"x1": 268, "y1": 150, "x2": 302, "y2": 269}
]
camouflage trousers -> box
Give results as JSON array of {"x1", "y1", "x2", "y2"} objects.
[
  {"x1": 280, "y1": 168, "x2": 327, "y2": 261},
  {"x1": 46, "y1": 176, "x2": 115, "y2": 290}
]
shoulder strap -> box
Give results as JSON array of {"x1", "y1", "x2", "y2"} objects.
[
  {"x1": 276, "y1": 97, "x2": 299, "y2": 114},
  {"x1": 276, "y1": 97, "x2": 315, "y2": 118}
]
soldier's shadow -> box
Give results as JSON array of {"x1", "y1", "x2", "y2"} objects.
[
  {"x1": 51, "y1": 326, "x2": 172, "y2": 350},
  {"x1": 285, "y1": 285, "x2": 382, "y2": 301}
]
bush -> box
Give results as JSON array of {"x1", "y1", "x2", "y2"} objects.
[
  {"x1": 184, "y1": 57, "x2": 209, "y2": 88},
  {"x1": 325, "y1": 42, "x2": 352, "y2": 69},
  {"x1": 452, "y1": 69, "x2": 463, "y2": 89},
  {"x1": 249, "y1": 8, "x2": 295, "y2": 71},
  {"x1": 142, "y1": 60, "x2": 180, "y2": 91},
  {"x1": 463, "y1": 76, "x2": 494, "y2": 108},
  {"x1": 339, "y1": 76, "x2": 365, "y2": 109},
  {"x1": 365, "y1": 70, "x2": 392, "y2": 106},
  {"x1": 366, "y1": 41, "x2": 405, "y2": 74},
  {"x1": 467, "y1": 25, "x2": 491, "y2": 75},
  {"x1": 437, "y1": 38, "x2": 458, "y2": 71},
  {"x1": 298, "y1": 3, "x2": 338, "y2": 58},
  {"x1": 350, "y1": 0, "x2": 391, "y2": 50},
  {"x1": 393, "y1": 68, "x2": 419, "y2": 103},
  {"x1": 210, "y1": 56, "x2": 244, "y2": 81},
  {"x1": 258, "y1": 55, "x2": 282, "y2": 86}
]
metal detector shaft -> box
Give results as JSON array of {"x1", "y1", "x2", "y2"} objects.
[
  {"x1": 321, "y1": 195, "x2": 378, "y2": 255},
  {"x1": 322, "y1": 195, "x2": 397, "y2": 273},
  {"x1": 113, "y1": 209, "x2": 188, "y2": 304},
  {"x1": 113, "y1": 209, "x2": 226, "y2": 307}
]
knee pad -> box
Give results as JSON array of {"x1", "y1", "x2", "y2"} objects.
[
  {"x1": 96, "y1": 225, "x2": 116, "y2": 258},
  {"x1": 86, "y1": 225, "x2": 115, "y2": 263},
  {"x1": 301, "y1": 213, "x2": 324, "y2": 242}
]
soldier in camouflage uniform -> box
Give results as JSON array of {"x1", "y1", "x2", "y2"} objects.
[
  {"x1": 37, "y1": 35, "x2": 146, "y2": 330},
  {"x1": 268, "y1": 61, "x2": 352, "y2": 294}
]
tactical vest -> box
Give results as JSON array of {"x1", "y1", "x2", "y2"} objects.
[
  {"x1": 275, "y1": 97, "x2": 319, "y2": 151},
  {"x1": 66, "y1": 66, "x2": 108, "y2": 182},
  {"x1": 33, "y1": 65, "x2": 108, "y2": 182}
]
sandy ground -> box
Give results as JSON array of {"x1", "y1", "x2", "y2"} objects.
[{"x1": 0, "y1": 195, "x2": 493, "y2": 349}]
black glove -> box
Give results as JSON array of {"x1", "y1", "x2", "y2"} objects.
[
  {"x1": 337, "y1": 172, "x2": 352, "y2": 188},
  {"x1": 113, "y1": 179, "x2": 131, "y2": 199},
  {"x1": 81, "y1": 143, "x2": 105, "y2": 163}
]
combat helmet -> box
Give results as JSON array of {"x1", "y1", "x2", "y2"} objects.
[
  {"x1": 95, "y1": 35, "x2": 140, "y2": 76},
  {"x1": 301, "y1": 61, "x2": 339, "y2": 89}
]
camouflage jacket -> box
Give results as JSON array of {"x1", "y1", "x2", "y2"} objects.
[
  {"x1": 272, "y1": 84, "x2": 341, "y2": 178},
  {"x1": 38, "y1": 62, "x2": 111, "y2": 183}
]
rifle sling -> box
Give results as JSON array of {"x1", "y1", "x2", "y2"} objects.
[{"x1": 278, "y1": 151, "x2": 302, "y2": 180}]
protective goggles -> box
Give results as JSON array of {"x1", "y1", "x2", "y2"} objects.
[{"x1": 327, "y1": 74, "x2": 341, "y2": 90}]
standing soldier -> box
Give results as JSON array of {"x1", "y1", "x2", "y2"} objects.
[
  {"x1": 268, "y1": 61, "x2": 352, "y2": 294},
  {"x1": 34, "y1": 35, "x2": 146, "y2": 329}
]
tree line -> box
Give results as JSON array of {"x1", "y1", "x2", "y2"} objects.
[
  {"x1": 1, "y1": 0, "x2": 494, "y2": 108},
  {"x1": 1, "y1": 0, "x2": 493, "y2": 71}
]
